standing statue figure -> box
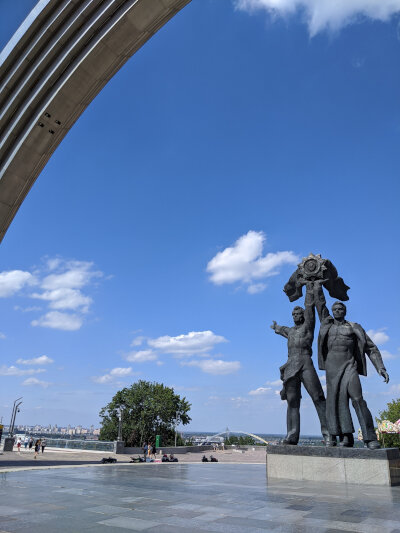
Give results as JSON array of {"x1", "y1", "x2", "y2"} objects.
[
  {"x1": 314, "y1": 283, "x2": 389, "y2": 448},
  {"x1": 271, "y1": 281, "x2": 329, "y2": 445}
]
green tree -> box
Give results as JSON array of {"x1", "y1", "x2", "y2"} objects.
[
  {"x1": 99, "y1": 380, "x2": 191, "y2": 446},
  {"x1": 378, "y1": 398, "x2": 400, "y2": 448},
  {"x1": 225, "y1": 435, "x2": 256, "y2": 446}
]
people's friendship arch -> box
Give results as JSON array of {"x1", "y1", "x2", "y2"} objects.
[{"x1": 0, "y1": 0, "x2": 191, "y2": 243}]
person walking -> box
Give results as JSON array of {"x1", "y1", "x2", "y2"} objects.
[
  {"x1": 143, "y1": 442, "x2": 148, "y2": 462},
  {"x1": 16, "y1": 438, "x2": 22, "y2": 454},
  {"x1": 34, "y1": 439, "x2": 41, "y2": 459},
  {"x1": 24, "y1": 436, "x2": 29, "y2": 450},
  {"x1": 28, "y1": 436, "x2": 33, "y2": 451},
  {"x1": 151, "y1": 442, "x2": 156, "y2": 459},
  {"x1": 41, "y1": 438, "x2": 46, "y2": 454}
]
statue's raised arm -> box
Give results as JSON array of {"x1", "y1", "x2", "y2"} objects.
[
  {"x1": 313, "y1": 279, "x2": 330, "y2": 322},
  {"x1": 303, "y1": 281, "x2": 316, "y2": 332}
]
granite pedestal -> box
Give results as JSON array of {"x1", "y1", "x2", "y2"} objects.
[
  {"x1": 266, "y1": 444, "x2": 400, "y2": 486},
  {"x1": 3, "y1": 436, "x2": 15, "y2": 451}
]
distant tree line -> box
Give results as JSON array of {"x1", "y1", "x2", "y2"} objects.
[{"x1": 225, "y1": 435, "x2": 258, "y2": 446}]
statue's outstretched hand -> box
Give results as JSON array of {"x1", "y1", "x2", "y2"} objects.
[
  {"x1": 379, "y1": 369, "x2": 390, "y2": 383},
  {"x1": 270, "y1": 320, "x2": 277, "y2": 331}
]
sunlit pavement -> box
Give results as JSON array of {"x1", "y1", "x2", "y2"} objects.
[
  {"x1": 0, "y1": 463, "x2": 400, "y2": 532},
  {"x1": 0, "y1": 448, "x2": 266, "y2": 472}
]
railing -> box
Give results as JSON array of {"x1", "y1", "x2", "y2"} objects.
[{"x1": 41, "y1": 438, "x2": 114, "y2": 452}]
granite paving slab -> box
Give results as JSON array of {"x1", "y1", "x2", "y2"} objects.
[
  {"x1": 0, "y1": 464, "x2": 399, "y2": 532},
  {"x1": 97, "y1": 516, "x2": 161, "y2": 530}
]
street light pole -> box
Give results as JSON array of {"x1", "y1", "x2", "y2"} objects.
[
  {"x1": 174, "y1": 411, "x2": 180, "y2": 447},
  {"x1": 117, "y1": 407, "x2": 123, "y2": 442},
  {"x1": 8, "y1": 397, "x2": 22, "y2": 437}
]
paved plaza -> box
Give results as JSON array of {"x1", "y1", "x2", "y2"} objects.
[
  {"x1": 0, "y1": 447, "x2": 266, "y2": 472},
  {"x1": 0, "y1": 462, "x2": 400, "y2": 532}
]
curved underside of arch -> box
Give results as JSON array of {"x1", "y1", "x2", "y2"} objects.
[
  {"x1": 0, "y1": 0, "x2": 191, "y2": 243},
  {"x1": 210, "y1": 431, "x2": 270, "y2": 445}
]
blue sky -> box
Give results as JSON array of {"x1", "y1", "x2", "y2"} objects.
[{"x1": 0, "y1": 0, "x2": 400, "y2": 435}]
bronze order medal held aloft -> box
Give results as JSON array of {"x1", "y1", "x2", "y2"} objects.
[{"x1": 284, "y1": 253, "x2": 350, "y2": 303}]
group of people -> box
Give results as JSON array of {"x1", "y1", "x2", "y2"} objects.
[
  {"x1": 142, "y1": 442, "x2": 156, "y2": 461},
  {"x1": 15, "y1": 436, "x2": 46, "y2": 458}
]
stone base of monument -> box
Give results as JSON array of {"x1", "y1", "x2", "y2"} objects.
[
  {"x1": 3, "y1": 437, "x2": 15, "y2": 452},
  {"x1": 266, "y1": 445, "x2": 400, "y2": 486}
]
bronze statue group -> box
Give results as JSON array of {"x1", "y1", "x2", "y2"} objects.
[{"x1": 271, "y1": 254, "x2": 389, "y2": 449}]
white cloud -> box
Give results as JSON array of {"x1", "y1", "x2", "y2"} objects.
[
  {"x1": 31, "y1": 288, "x2": 92, "y2": 312},
  {"x1": 148, "y1": 330, "x2": 227, "y2": 356},
  {"x1": 16, "y1": 355, "x2": 54, "y2": 365},
  {"x1": 0, "y1": 332, "x2": 5, "y2": 339},
  {"x1": 230, "y1": 396, "x2": 250, "y2": 406},
  {"x1": 234, "y1": 0, "x2": 400, "y2": 36},
  {"x1": 124, "y1": 350, "x2": 158, "y2": 363},
  {"x1": 0, "y1": 270, "x2": 34, "y2": 297},
  {"x1": 93, "y1": 367, "x2": 135, "y2": 384},
  {"x1": 182, "y1": 359, "x2": 241, "y2": 375},
  {"x1": 30, "y1": 260, "x2": 102, "y2": 324},
  {"x1": 22, "y1": 377, "x2": 51, "y2": 388},
  {"x1": 247, "y1": 283, "x2": 267, "y2": 294},
  {"x1": 0, "y1": 258, "x2": 104, "y2": 331},
  {"x1": 266, "y1": 379, "x2": 282, "y2": 386},
  {"x1": 14, "y1": 305, "x2": 42, "y2": 312},
  {"x1": 131, "y1": 336, "x2": 146, "y2": 347},
  {"x1": 206, "y1": 231, "x2": 298, "y2": 293},
  {"x1": 31, "y1": 311, "x2": 83, "y2": 331},
  {"x1": 0, "y1": 365, "x2": 46, "y2": 376},
  {"x1": 121, "y1": 330, "x2": 232, "y2": 371},
  {"x1": 110, "y1": 367, "x2": 133, "y2": 377},
  {"x1": 367, "y1": 328, "x2": 389, "y2": 346},
  {"x1": 46, "y1": 258, "x2": 61, "y2": 271},
  {"x1": 40, "y1": 260, "x2": 102, "y2": 290},
  {"x1": 381, "y1": 350, "x2": 397, "y2": 361},
  {"x1": 249, "y1": 386, "x2": 272, "y2": 395}
]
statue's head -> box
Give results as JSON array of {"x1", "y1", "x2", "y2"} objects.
[
  {"x1": 332, "y1": 301, "x2": 346, "y2": 320},
  {"x1": 292, "y1": 306, "x2": 305, "y2": 325}
]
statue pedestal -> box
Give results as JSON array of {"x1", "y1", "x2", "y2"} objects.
[
  {"x1": 266, "y1": 445, "x2": 400, "y2": 486},
  {"x1": 3, "y1": 437, "x2": 15, "y2": 452}
]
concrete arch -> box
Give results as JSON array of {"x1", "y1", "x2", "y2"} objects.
[
  {"x1": 0, "y1": 0, "x2": 191, "y2": 243},
  {"x1": 210, "y1": 430, "x2": 269, "y2": 445}
]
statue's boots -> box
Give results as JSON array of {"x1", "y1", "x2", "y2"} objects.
[
  {"x1": 283, "y1": 404, "x2": 300, "y2": 445},
  {"x1": 365, "y1": 440, "x2": 381, "y2": 450},
  {"x1": 339, "y1": 433, "x2": 354, "y2": 447},
  {"x1": 325, "y1": 435, "x2": 337, "y2": 447}
]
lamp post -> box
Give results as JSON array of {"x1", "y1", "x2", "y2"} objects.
[
  {"x1": 174, "y1": 411, "x2": 180, "y2": 447},
  {"x1": 3, "y1": 397, "x2": 22, "y2": 451},
  {"x1": 9, "y1": 397, "x2": 23, "y2": 437},
  {"x1": 117, "y1": 407, "x2": 123, "y2": 442}
]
